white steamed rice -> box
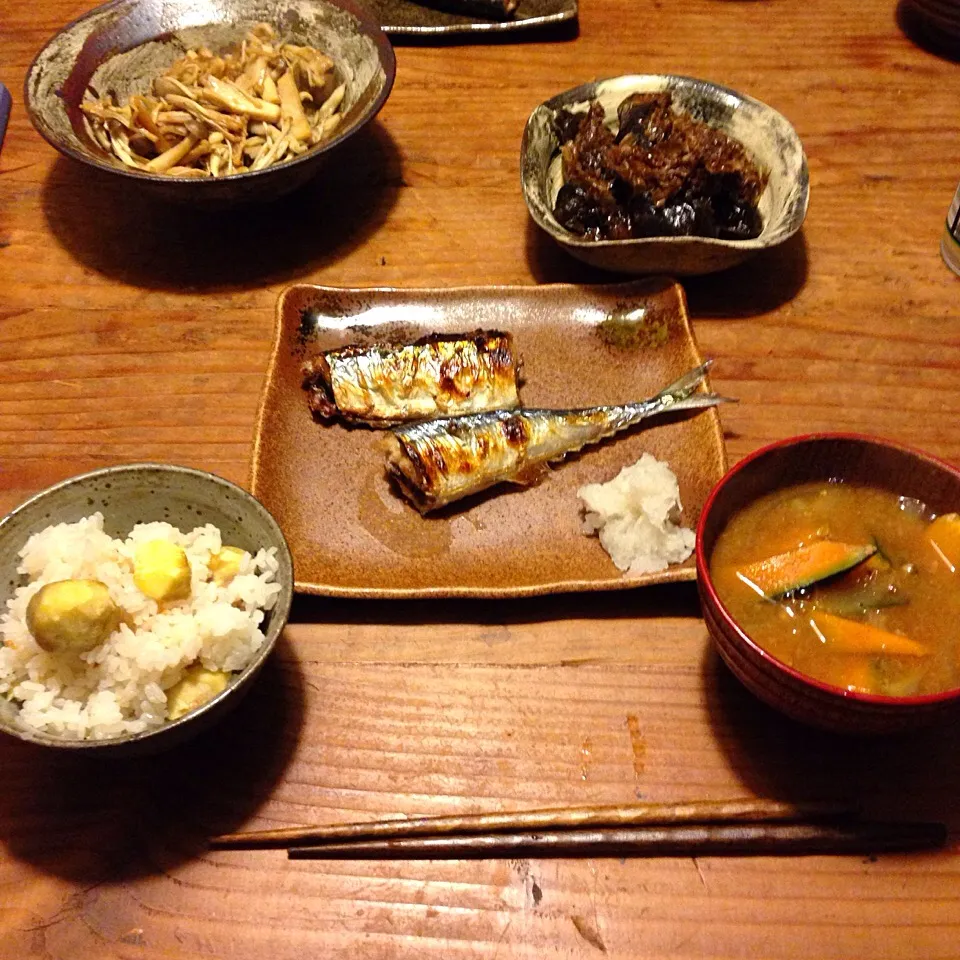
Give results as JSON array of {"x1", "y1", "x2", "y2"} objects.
[
  {"x1": 578, "y1": 453, "x2": 695, "y2": 575},
  {"x1": 0, "y1": 513, "x2": 281, "y2": 740}
]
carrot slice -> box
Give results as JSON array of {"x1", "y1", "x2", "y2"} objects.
[
  {"x1": 811, "y1": 612, "x2": 929, "y2": 658},
  {"x1": 735, "y1": 541, "x2": 876, "y2": 598},
  {"x1": 820, "y1": 656, "x2": 877, "y2": 694},
  {"x1": 929, "y1": 513, "x2": 960, "y2": 572}
]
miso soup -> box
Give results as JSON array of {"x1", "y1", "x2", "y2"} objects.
[{"x1": 710, "y1": 481, "x2": 960, "y2": 697}]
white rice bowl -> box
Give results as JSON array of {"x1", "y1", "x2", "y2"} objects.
[{"x1": 0, "y1": 513, "x2": 281, "y2": 740}]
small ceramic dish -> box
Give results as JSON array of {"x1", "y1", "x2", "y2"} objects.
[
  {"x1": 0, "y1": 464, "x2": 293, "y2": 754},
  {"x1": 696, "y1": 434, "x2": 960, "y2": 734},
  {"x1": 24, "y1": 0, "x2": 395, "y2": 205},
  {"x1": 521, "y1": 74, "x2": 809, "y2": 275}
]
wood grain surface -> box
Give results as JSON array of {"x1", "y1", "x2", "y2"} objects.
[{"x1": 2, "y1": 0, "x2": 960, "y2": 957}]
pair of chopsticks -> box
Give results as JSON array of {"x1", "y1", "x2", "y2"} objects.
[{"x1": 210, "y1": 798, "x2": 947, "y2": 860}]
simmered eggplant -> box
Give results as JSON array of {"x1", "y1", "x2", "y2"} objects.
[{"x1": 552, "y1": 93, "x2": 767, "y2": 242}]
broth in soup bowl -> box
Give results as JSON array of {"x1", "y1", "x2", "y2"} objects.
[{"x1": 696, "y1": 434, "x2": 960, "y2": 733}]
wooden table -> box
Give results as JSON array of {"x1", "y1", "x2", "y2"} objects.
[{"x1": 2, "y1": 1, "x2": 960, "y2": 956}]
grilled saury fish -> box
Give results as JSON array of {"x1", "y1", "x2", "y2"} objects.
[
  {"x1": 385, "y1": 362, "x2": 730, "y2": 513},
  {"x1": 303, "y1": 330, "x2": 520, "y2": 426}
]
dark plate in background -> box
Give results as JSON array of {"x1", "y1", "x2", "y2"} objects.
[{"x1": 368, "y1": 0, "x2": 577, "y2": 35}]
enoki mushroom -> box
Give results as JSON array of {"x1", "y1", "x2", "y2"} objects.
[{"x1": 81, "y1": 23, "x2": 345, "y2": 177}]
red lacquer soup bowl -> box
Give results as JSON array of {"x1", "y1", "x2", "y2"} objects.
[{"x1": 696, "y1": 434, "x2": 960, "y2": 734}]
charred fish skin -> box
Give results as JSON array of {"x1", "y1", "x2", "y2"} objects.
[
  {"x1": 386, "y1": 361, "x2": 732, "y2": 513},
  {"x1": 386, "y1": 409, "x2": 534, "y2": 513},
  {"x1": 302, "y1": 330, "x2": 520, "y2": 426}
]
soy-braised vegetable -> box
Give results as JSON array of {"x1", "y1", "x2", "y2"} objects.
[{"x1": 553, "y1": 92, "x2": 767, "y2": 241}]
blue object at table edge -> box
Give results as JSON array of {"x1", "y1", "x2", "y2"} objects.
[{"x1": 0, "y1": 83, "x2": 10, "y2": 156}]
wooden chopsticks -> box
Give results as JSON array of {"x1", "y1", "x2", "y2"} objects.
[
  {"x1": 211, "y1": 798, "x2": 854, "y2": 850},
  {"x1": 211, "y1": 798, "x2": 946, "y2": 860},
  {"x1": 286, "y1": 821, "x2": 947, "y2": 860}
]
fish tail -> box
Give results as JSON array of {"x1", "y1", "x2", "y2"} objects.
[
  {"x1": 594, "y1": 362, "x2": 732, "y2": 432},
  {"x1": 649, "y1": 360, "x2": 713, "y2": 405},
  {"x1": 659, "y1": 391, "x2": 735, "y2": 412},
  {"x1": 640, "y1": 360, "x2": 736, "y2": 416}
]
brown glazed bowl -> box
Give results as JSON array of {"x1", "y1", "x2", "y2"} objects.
[
  {"x1": 696, "y1": 434, "x2": 960, "y2": 734},
  {"x1": 24, "y1": 0, "x2": 396, "y2": 205},
  {"x1": 0, "y1": 464, "x2": 294, "y2": 755}
]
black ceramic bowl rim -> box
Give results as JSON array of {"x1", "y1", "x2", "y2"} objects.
[
  {"x1": 0, "y1": 463, "x2": 294, "y2": 751},
  {"x1": 23, "y1": 0, "x2": 396, "y2": 190},
  {"x1": 695, "y1": 432, "x2": 960, "y2": 708}
]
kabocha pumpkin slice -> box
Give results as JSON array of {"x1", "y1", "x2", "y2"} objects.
[
  {"x1": 929, "y1": 513, "x2": 960, "y2": 572},
  {"x1": 811, "y1": 612, "x2": 929, "y2": 658},
  {"x1": 810, "y1": 552, "x2": 906, "y2": 616},
  {"x1": 735, "y1": 540, "x2": 877, "y2": 598}
]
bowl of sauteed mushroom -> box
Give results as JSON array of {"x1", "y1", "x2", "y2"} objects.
[
  {"x1": 521, "y1": 75, "x2": 809, "y2": 275},
  {"x1": 697, "y1": 434, "x2": 960, "y2": 734},
  {"x1": 25, "y1": 0, "x2": 396, "y2": 203}
]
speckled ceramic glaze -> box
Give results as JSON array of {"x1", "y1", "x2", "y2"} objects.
[
  {"x1": 251, "y1": 279, "x2": 727, "y2": 599},
  {"x1": 25, "y1": 0, "x2": 395, "y2": 204},
  {"x1": 0, "y1": 464, "x2": 294, "y2": 754},
  {"x1": 521, "y1": 75, "x2": 809, "y2": 275},
  {"x1": 366, "y1": 0, "x2": 576, "y2": 35},
  {"x1": 697, "y1": 435, "x2": 960, "y2": 735}
]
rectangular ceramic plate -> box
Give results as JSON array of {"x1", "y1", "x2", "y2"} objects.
[
  {"x1": 366, "y1": 0, "x2": 577, "y2": 35},
  {"x1": 251, "y1": 280, "x2": 727, "y2": 598}
]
